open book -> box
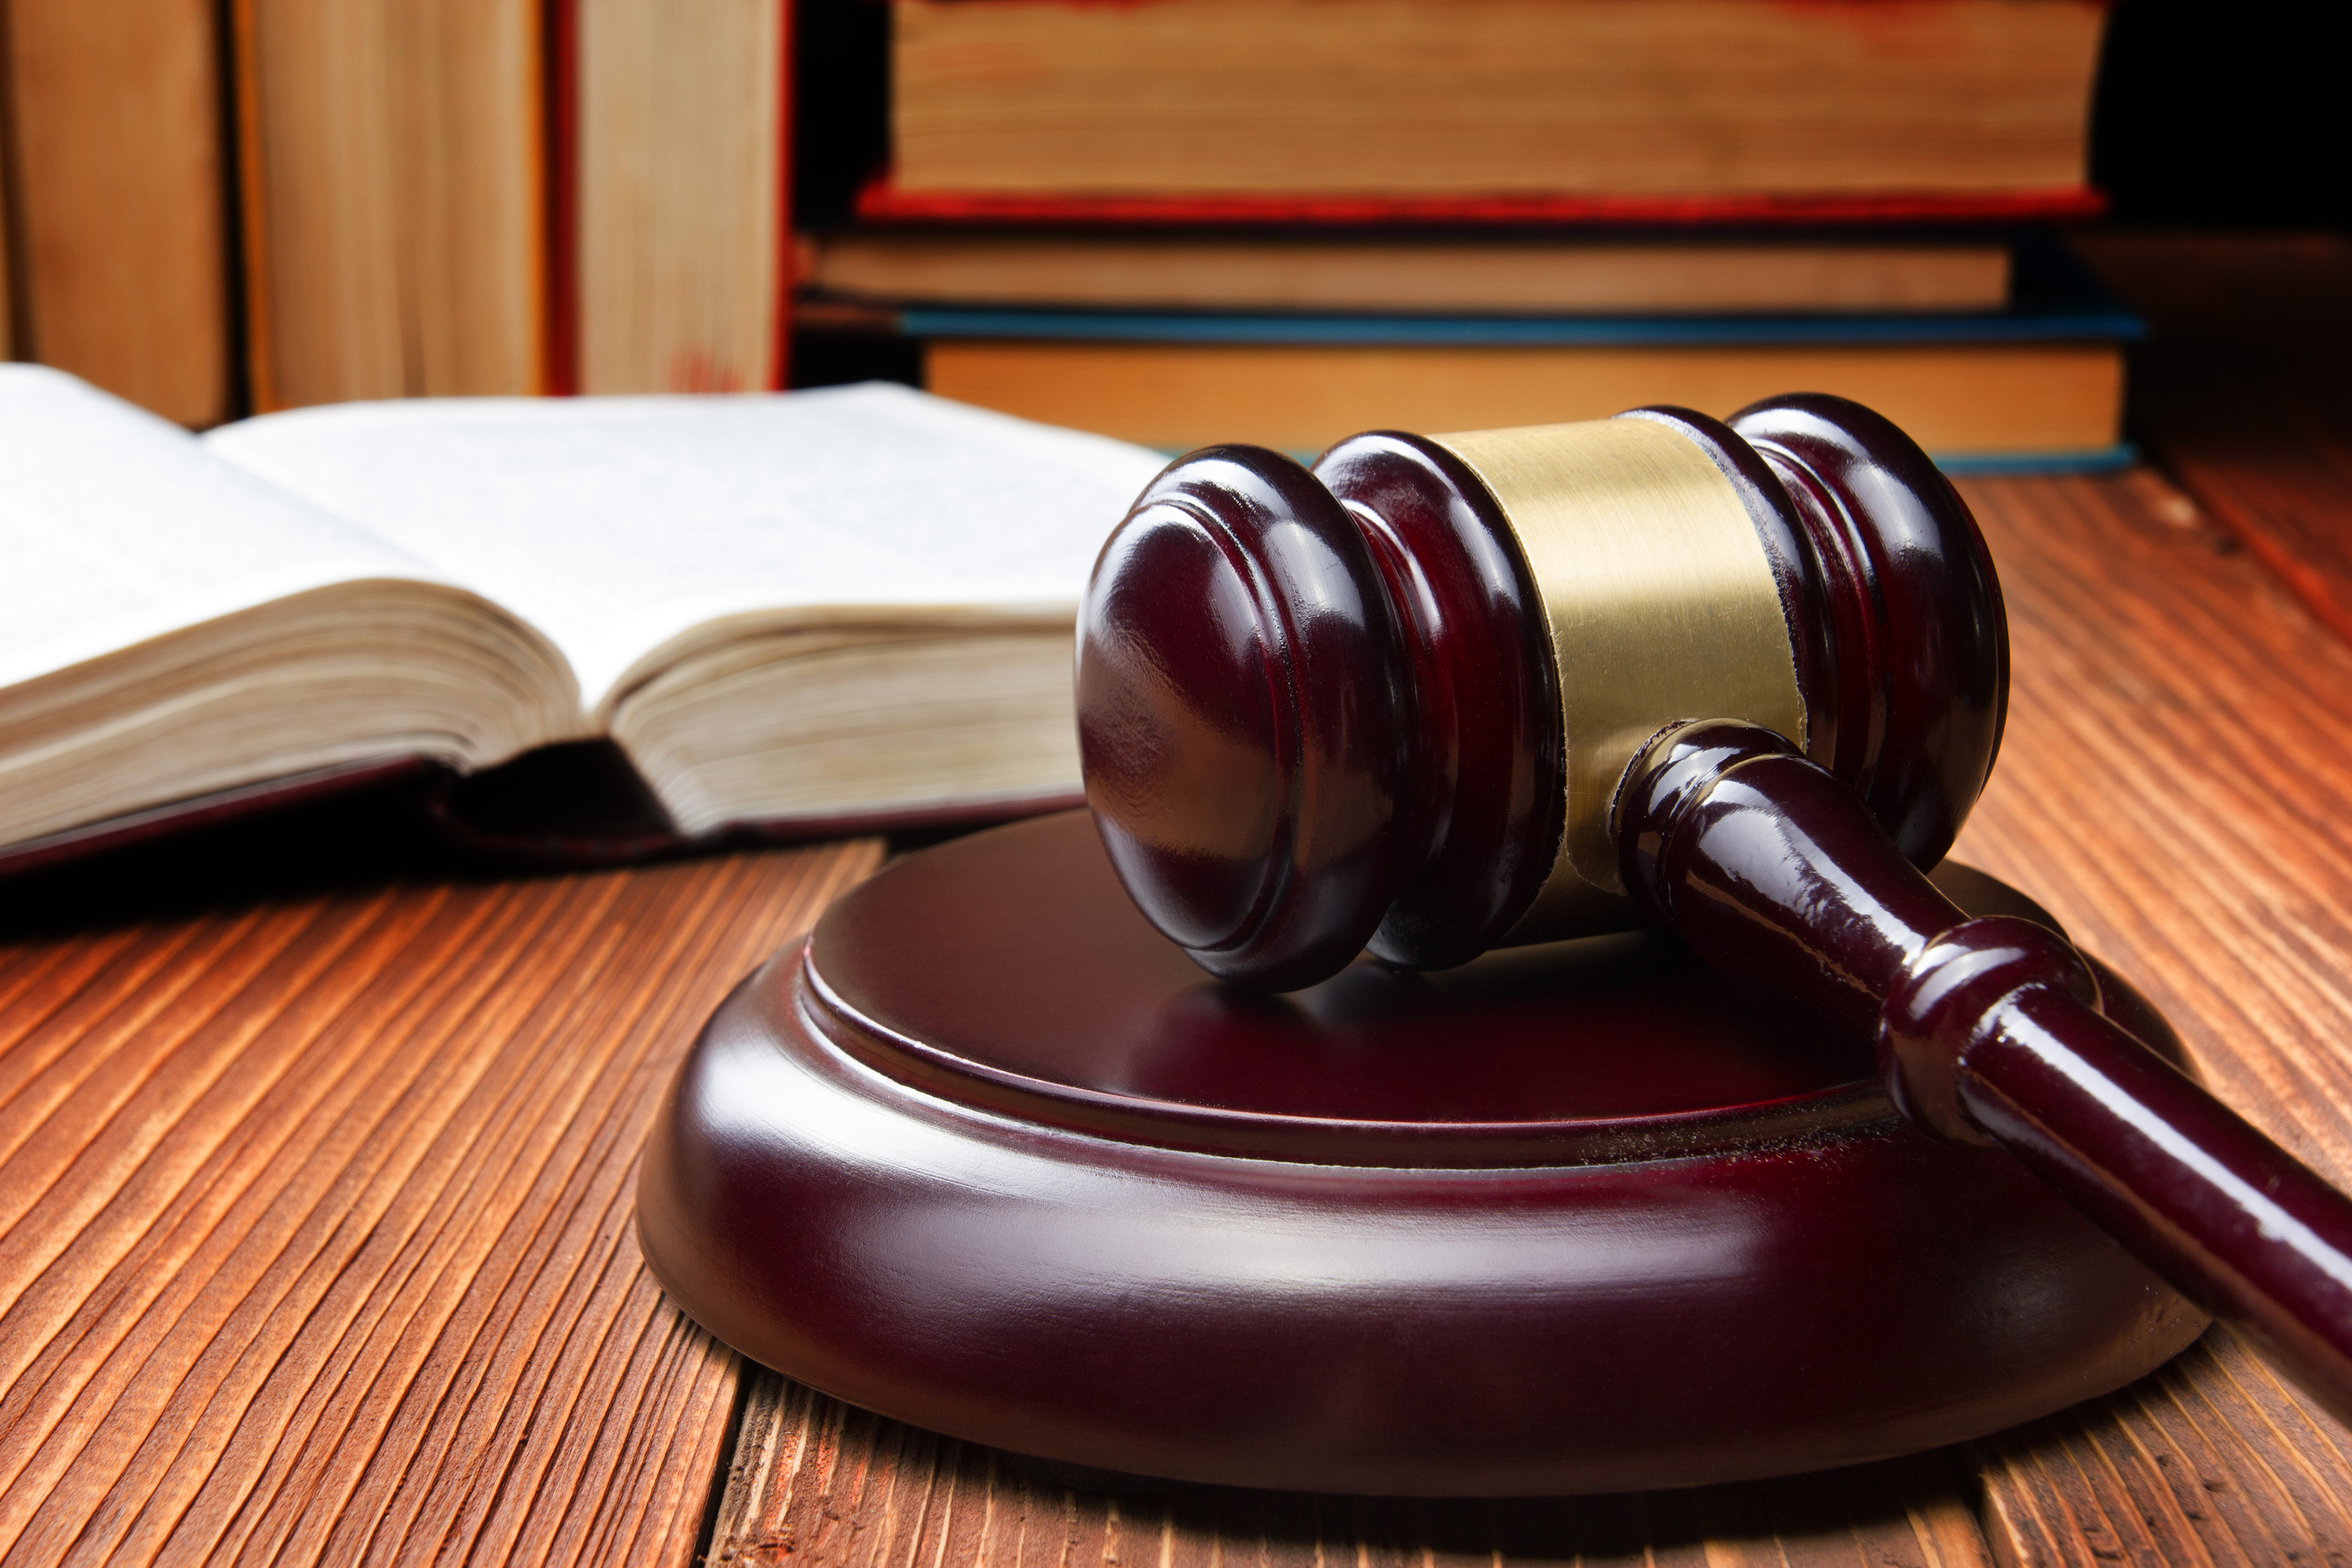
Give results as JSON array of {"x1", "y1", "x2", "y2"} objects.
[{"x1": 0, "y1": 366, "x2": 1168, "y2": 871}]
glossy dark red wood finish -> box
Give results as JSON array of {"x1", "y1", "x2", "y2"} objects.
[
  {"x1": 1077, "y1": 448, "x2": 1410, "y2": 989},
  {"x1": 1619, "y1": 719, "x2": 2352, "y2": 1428},
  {"x1": 1958, "y1": 983, "x2": 2352, "y2": 1435},
  {"x1": 809, "y1": 809, "x2": 1886, "y2": 1167},
  {"x1": 1311, "y1": 433, "x2": 1562, "y2": 970},
  {"x1": 1727, "y1": 396, "x2": 2009, "y2": 868},
  {"x1": 1076, "y1": 394, "x2": 2007, "y2": 991},
  {"x1": 638, "y1": 812, "x2": 2203, "y2": 1495}
]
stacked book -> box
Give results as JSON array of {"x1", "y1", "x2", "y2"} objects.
[{"x1": 800, "y1": 0, "x2": 2135, "y2": 469}]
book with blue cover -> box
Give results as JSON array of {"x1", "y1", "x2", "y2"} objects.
[{"x1": 874, "y1": 239, "x2": 2141, "y2": 470}]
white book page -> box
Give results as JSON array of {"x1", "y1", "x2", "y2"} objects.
[
  {"x1": 203, "y1": 384, "x2": 1170, "y2": 710},
  {"x1": 0, "y1": 366, "x2": 449, "y2": 693}
]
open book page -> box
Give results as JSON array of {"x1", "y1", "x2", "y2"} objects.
[
  {"x1": 0, "y1": 364, "x2": 443, "y2": 690},
  {"x1": 203, "y1": 384, "x2": 1170, "y2": 713},
  {"x1": 0, "y1": 366, "x2": 583, "y2": 849}
]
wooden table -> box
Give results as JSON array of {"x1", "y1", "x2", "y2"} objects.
[{"x1": 7, "y1": 234, "x2": 2352, "y2": 1566}]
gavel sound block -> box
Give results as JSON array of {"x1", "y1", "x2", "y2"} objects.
[{"x1": 636, "y1": 396, "x2": 2337, "y2": 1494}]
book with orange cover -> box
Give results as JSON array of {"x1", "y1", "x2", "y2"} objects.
[
  {"x1": 800, "y1": 229, "x2": 2019, "y2": 316},
  {"x1": 0, "y1": 368, "x2": 1163, "y2": 878},
  {"x1": 879, "y1": 0, "x2": 2113, "y2": 223}
]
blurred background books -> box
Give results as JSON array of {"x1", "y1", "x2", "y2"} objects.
[{"x1": 0, "y1": 0, "x2": 2340, "y2": 459}]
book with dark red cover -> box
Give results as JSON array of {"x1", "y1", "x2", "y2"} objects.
[{"x1": 853, "y1": 180, "x2": 2109, "y2": 231}]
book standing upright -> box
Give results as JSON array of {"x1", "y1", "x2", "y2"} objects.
[
  {"x1": 234, "y1": 0, "x2": 545, "y2": 408},
  {"x1": 1, "y1": 0, "x2": 233, "y2": 427},
  {"x1": 554, "y1": 0, "x2": 790, "y2": 395},
  {"x1": 234, "y1": 0, "x2": 793, "y2": 409}
]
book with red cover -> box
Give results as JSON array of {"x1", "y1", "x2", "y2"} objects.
[{"x1": 854, "y1": 181, "x2": 2109, "y2": 232}]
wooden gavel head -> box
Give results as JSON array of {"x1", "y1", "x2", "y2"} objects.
[{"x1": 1076, "y1": 393, "x2": 2008, "y2": 990}]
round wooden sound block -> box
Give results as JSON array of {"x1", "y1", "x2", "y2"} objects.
[{"x1": 638, "y1": 811, "x2": 2207, "y2": 1496}]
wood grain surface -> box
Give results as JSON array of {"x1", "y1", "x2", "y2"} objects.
[
  {"x1": 706, "y1": 1371, "x2": 1996, "y2": 1568},
  {"x1": 0, "y1": 840, "x2": 880, "y2": 1565},
  {"x1": 1948, "y1": 464, "x2": 2352, "y2": 1567},
  {"x1": 1956, "y1": 232, "x2": 2352, "y2": 1567},
  {"x1": 2072, "y1": 232, "x2": 2352, "y2": 649}
]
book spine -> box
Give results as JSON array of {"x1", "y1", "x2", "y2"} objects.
[
  {"x1": 545, "y1": 0, "x2": 580, "y2": 396},
  {"x1": 895, "y1": 307, "x2": 2147, "y2": 348},
  {"x1": 570, "y1": 0, "x2": 790, "y2": 394},
  {"x1": 772, "y1": 0, "x2": 794, "y2": 391},
  {"x1": 228, "y1": 0, "x2": 278, "y2": 413},
  {"x1": 854, "y1": 180, "x2": 2109, "y2": 230}
]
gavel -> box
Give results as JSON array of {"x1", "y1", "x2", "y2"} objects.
[{"x1": 1076, "y1": 395, "x2": 2352, "y2": 1426}]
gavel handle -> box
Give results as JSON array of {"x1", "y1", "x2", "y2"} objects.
[{"x1": 1619, "y1": 721, "x2": 2352, "y2": 1425}]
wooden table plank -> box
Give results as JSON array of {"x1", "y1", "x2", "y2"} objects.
[
  {"x1": 2071, "y1": 231, "x2": 2352, "y2": 648},
  {"x1": 1974, "y1": 1332, "x2": 2352, "y2": 1568},
  {"x1": 706, "y1": 1372, "x2": 1996, "y2": 1568},
  {"x1": 1945, "y1": 465, "x2": 2352, "y2": 1566},
  {"x1": 0, "y1": 839, "x2": 881, "y2": 1565},
  {"x1": 1953, "y1": 471, "x2": 2352, "y2": 1158}
]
